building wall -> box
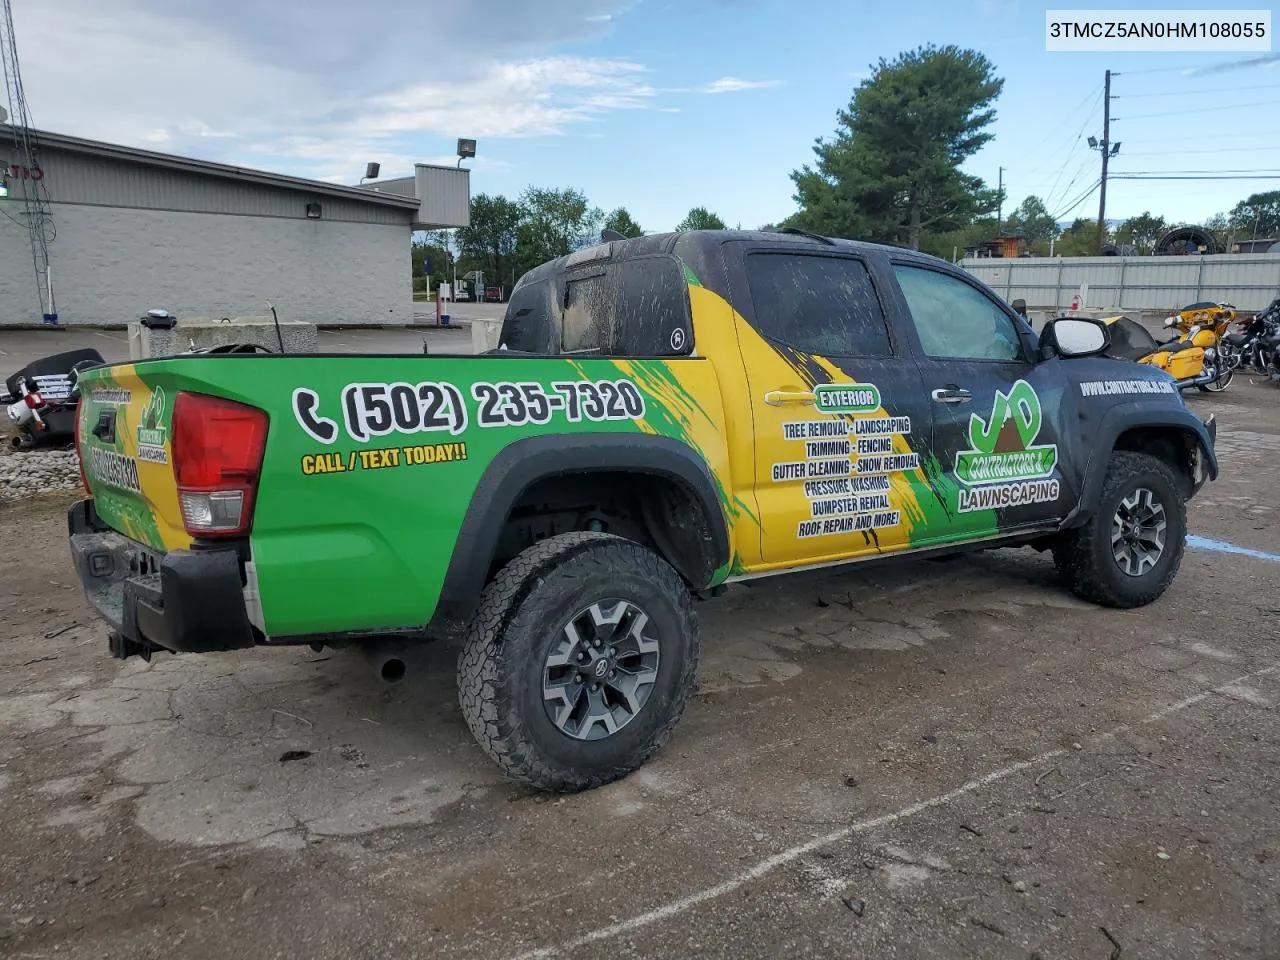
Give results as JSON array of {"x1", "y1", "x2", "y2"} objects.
[
  {"x1": 1, "y1": 202, "x2": 411, "y2": 326},
  {"x1": 2, "y1": 144, "x2": 415, "y2": 225},
  {"x1": 962, "y1": 253, "x2": 1280, "y2": 313}
]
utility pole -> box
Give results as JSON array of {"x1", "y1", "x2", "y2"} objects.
[
  {"x1": 997, "y1": 166, "x2": 1005, "y2": 224},
  {"x1": 1095, "y1": 69, "x2": 1112, "y2": 254}
]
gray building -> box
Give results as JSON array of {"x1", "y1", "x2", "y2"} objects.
[{"x1": 0, "y1": 126, "x2": 469, "y2": 327}]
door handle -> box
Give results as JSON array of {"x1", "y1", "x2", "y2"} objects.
[
  {"x1": 764, "y1": 389, "x2": 816, "y2": 406},
  {"x1": 931, "y1": 387, "x2": 972, "y2": 405}
]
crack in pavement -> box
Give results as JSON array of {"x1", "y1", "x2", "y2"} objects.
[{"x1": 507, "y1": 661, "x2": 1280, "y2": 960}]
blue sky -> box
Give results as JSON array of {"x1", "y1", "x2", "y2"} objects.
[{"x1": 16, "y1": 0, "x2": 1280, "y2": 234}]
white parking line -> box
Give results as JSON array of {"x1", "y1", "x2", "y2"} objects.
[{"x1": 510, "y1": 662, "x2": 1280, "y2": 960}]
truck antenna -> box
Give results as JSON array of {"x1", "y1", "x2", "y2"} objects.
[{"x1": 266, "y1": 300, "x2": 284, "y2": 353}]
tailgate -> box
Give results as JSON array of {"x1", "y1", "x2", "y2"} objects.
[{"x1": 77, "y1": 365, "x2": 193, "y2": 552}]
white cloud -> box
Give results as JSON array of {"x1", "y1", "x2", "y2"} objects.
[
  {"x1": 11, "y1": 0, "x2": 645, "y2": 180},
  {"x1": 10, "y1": 0, "x2": 778, "y2": 182},
  {"x1": 701, "y1": 76, "x2": 783, "y2": 94}
]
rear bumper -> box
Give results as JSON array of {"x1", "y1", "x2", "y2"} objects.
[{"x1": 67, "y1": 499, "x2": 255, "y2": 657}]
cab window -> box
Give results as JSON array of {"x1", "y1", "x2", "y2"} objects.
[
  {"x1": 745, "y1": 253, "x2": 892, "y2": 357},
  {"x1": 894, "y1": 265, "x2": 1024, "y2": 362}
]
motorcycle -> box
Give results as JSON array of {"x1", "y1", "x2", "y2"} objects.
[
  {"x1": 1258, "y1": 314, "x2": 1280, "y2": 382},
  {"x1": 1101, "y1": 301, "x2": 1241, "y2": 392},
  {"x1": 1225, "y1": 295, "x2": 1280, "y2": 376}
]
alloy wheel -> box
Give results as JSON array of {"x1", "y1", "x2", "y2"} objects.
[
  {"x1": 1111, "y1": 487, "x2": 1167, "y2": 577},
  {"x1": 542, "y1": 599, "x2": 661, "y2": 741}
]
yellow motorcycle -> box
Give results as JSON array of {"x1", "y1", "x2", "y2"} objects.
[{"x1": 1101, "y1": 301, "x2": 1240, "y2": 392}]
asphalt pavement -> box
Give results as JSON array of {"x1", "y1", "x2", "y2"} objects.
[{"x1": 1, "y1": 373, "x2": 1278, "y2": 958}]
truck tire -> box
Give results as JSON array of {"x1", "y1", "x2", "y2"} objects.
[
  {"x1": 1053, "y1": 452, "x2": 1186, "y2": 608},
  {"x1": 457, "y1": 532, "x2": 699, "y2": 792}
]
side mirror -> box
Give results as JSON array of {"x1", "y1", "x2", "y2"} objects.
[{"x1": 1040, "y1": 317, "x2": 1110, "y2": 360}]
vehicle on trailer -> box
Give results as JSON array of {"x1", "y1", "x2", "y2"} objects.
[{"x1": 67, "y1": 230, "x2": 1218, "y2": 792}]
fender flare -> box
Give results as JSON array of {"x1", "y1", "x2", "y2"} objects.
[
  {"x1": 430, "y1": 434, "x2": 731, "y2": 630},
  {"x1": 1066, "y1": 401, "x2": 1218, "y2": 527}
]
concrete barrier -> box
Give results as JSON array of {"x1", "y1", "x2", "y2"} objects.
[
  {"x1": 470, "y1": 318, "x2": 503, "y2": 355},
  {"x1": 128, "y1": 316, "x2": 318, "y2": 359}
]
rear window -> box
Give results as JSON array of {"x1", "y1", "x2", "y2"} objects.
[{"x1": 500, "y1": 256, "x2": 692, "y2": 357}]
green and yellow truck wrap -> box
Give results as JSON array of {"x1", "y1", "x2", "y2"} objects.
[{"x1": 68, "y1": 229, "x2": 1218, "y2": 791}]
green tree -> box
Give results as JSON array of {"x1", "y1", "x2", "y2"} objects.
[
  {"x1": 1113, "y1": 212, "x2": 1168, "y2": 254},
  {"x1": 1202, "y1": 212, "x2": 1231, "y2": 252},
  {"x1": 675, "y1": 206, "x2": 727, "y2": 231},
  {"x1": 1004, "y1": 195, "x2": 1058, "y2": 250},
  {"x1": 603, "y1": 207, "x2": 644, "y2": 238},
  {"x1": 1056, "y1": 218, "x2": 1104, "y2": 257},
  {"x1": 411, "y1": 230, "x2": 453, "y2": 292},
  {"x1": 516, "y1": 186, "x2": 604, "y2": 275},
  {"x1": 1229, "y1": 190, "x2": 1280, "y2": 238},
  {"x1": 456, "y1": 194, "x2": 523, "y2": 287},
  {"x1": 787, "y1": 44, "x2": 1003, "y2": 250},
  {"x1": 923, "y1": 216, "x2": 998, "y2": 260}
]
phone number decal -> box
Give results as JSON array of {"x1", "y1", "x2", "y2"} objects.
[{"x1": 293, "y1": 378, "x2": 646, "y2": 444}]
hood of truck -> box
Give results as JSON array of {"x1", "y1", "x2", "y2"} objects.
[{"x1": 76, "y1": 364, "x2": 193, "y2": 552}]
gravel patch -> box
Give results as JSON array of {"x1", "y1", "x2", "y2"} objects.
[{"x1": 0, "y1": 447, "x2": 82, "y2": 501}]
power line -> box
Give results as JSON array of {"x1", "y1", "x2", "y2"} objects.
[
  {"x1": 1013, "y1": 86, "x2": 1102, "y2": 186},
  {"x1": 1120, "y1": 145, "x2": 1280, "y2": 156},
  {"x1": 1111, "y1": 65, "x2": 1195, "y2": 77},
  {"x1": 1119, "y1": 130, "x2": 1280, "y2": 144},
  {"x1": 1112, "y1": 168, "x2": 1280, "y2": 175},
  {"x1": 1049, "y1": 179, "x2": 1101, "y2": 222},
  {"x1": 1111, "y1": 173, "x2": 1280, "y2": 181},
  {"x1": 1117, "y1": 98, "x2": 1280, "y2": 121},
  {"x1": 1113, "y1": 82, "x2": 1280, "y2": 99},
  {"x1": 1045, "y1": 154, "x2": 1093, "y2": 212}
]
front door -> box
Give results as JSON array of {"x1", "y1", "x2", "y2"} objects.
[
  {"x1": 731, "y1": 249, "x2": 935, "y2": 566},
  {"x1": 888, "y1": 262, "x2": 1076, "y2": 544}
]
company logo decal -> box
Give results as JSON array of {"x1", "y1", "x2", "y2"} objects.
[
  {"x1": 136, "y1": 387, "x2": 169, "y2": 464},
  {"x1": 955, "y1": 380, "x2": 1059, "y2": 513}
]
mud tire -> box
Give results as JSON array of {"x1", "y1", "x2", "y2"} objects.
[
  {"x1": 1053, "y1": 452, "x2": 1186, "y2": 608},
  {"x1": 457, "y1": 532, "x2": 698, "y2": 792}
]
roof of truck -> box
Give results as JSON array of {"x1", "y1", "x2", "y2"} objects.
[{"x1": 516, "y1": 229, "x2": 950, "y2": 289}]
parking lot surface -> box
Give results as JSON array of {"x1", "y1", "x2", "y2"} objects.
[{"x1": 1, "y1": 378, "x2": 1277, "y2": 959}]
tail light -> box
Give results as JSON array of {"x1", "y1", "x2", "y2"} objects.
[
  {"x1": 172, "y1": 392, "x2": 268, "y2": 537},
  {"x1": 23, "y1": 390, "x2": 45, "y2": 409},
  {"x1": 74, "y1": 399, "x2": 90, "y2": 494}
]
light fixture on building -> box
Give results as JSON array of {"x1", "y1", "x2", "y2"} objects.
[
  {"x1": 305, "y1": 202, "x2": 322, "y2": 219},
  {"x1": 360, "y1": 161, "x2": 380, "y2": 184},
  {"x1": 456, "y1": 138, "x2": 476, "y2": 168}
]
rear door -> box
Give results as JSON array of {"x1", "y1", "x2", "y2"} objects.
[
  {"x1": 886, "y1": 261, "x2": 1075, "y2": 542},
  {"x1": 728, "y1": 247, "x2": 934, "y2": 566}
]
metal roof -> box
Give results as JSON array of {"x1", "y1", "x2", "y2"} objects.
[{"x1": 0, "y1": 124, "x2": 421, "y2": 211}]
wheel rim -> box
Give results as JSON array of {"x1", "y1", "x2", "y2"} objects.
[
  {"x1": 1204, "y1": 366, "x2": 1233, "y2": 391},
  {"x1": 542, "y1": 599, "x2": 661, "y2": 741},
  {"x1": 1111, "y1": 487, "x2": 1168, "y2": 577}
]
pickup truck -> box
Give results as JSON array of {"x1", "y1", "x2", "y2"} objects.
[{"x1": 68, "y1": 230, "x2": 1218, "y2": 792}]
